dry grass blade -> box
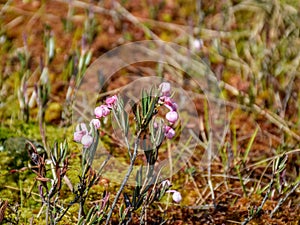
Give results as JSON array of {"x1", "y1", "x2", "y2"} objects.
[{"x1": 220, "y1": 81, "x2": 300, "y2": 141}]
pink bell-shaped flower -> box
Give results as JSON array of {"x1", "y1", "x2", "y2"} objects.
[
  {"x1": 163, "y1": 96, "x2": 178, "y2": 111},
  {"x1": 159, "y1": 82, "x2": 171, "y2": 96},
  {"x1": 164, "y1": 126, "x2": 175, "y2": 139},
  {"x1": 166, "y1": 190, "x2": 182, "y2": 203},
  {"x1": 162, "y1": 180, "x2": 171, "y2": 188},
  {"x1": 166, "y1": 111, "x2": 178, "y2": 124},
  {"x1": 105, "y1": 95, "x2": 118, "y2": 107},
  {"x1": 90, "y1": 119, "x2": 101, "y2": 129},
  {"x1": 74, "y1": 123, "x2": 88, "y2": 142},
  {"x1": 74, "y1": 131, "x2": 85, "y2": 142},
  {"x1": 81, "y1": 134, "x2": 93, "y2": 148},
  {"x1": 94, "y1": 105, "x2": 110, "y2": 118}
]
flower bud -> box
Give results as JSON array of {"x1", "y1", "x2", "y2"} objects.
[{"x1": 159, "y1": 82, "x2": 171, "y2": 96}]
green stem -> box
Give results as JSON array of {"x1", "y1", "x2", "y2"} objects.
[
  {"x1": 236, "y1": 164, "x2": 247, "y2": 197},
  {"x1": 105, "y1": 130, "x2": 142, "y2": 225}
]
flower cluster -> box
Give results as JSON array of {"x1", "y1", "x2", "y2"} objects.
[
  {"x1": 159, "y1": 82, "x2": 179, "y2": 139},
  {"x1": 74, "y1": 95, "x2": 118, "y2": 148},
  {"x1": 74, "y1": 82, "x2": 179, "y2": 146},
  {"x1": 94, "y1": 95, "x2": 118, "y2": 118}
]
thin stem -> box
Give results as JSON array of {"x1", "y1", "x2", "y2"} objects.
[
  {"x1": 236, "y1": 164, "x2": 247, "y2": 197},
  {"x1": 139, "y1": 204, "x2": 147, "y2": 225},
  {"x1": 46, "y1": 198, "x2": 50, "y2": 225},
  {"x1": 207, "y1": 132, "x2": 215, "y2": 206},
  {"x1": 78, "y1": 198, "x2": 84, "y2": 221},
  {"x1": 54, "y1": 203, "x2": 73, "y2": 224},
  {"x1": 105, "y1": 130, "x2": 142, "y2": 225}
]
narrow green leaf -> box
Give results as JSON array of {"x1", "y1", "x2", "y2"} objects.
[
  {"x1": 85, "y1": 206, "x2": 95, "y2": 221},
  {"x1": 136, "y1": 104, "x2": 141, "y2": 130},
  {"x1": 243, "y1": 126, "x2": 259, "y2": 163},
  {"x1": 119, "y1": 204, "x2": 125, "y2": 219},
  {"x1": 142, "y1": 90, "x2": 147, "y2": 117}
]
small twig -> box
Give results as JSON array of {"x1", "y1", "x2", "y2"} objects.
[
  {"x1": 242, "y1": 177, "x2": 274, "y2": 225},
  {"x1": 270, "y1": 178, "x2": 300, "y2": 218}
]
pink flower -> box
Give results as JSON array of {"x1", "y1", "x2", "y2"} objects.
[
  {"x1": 74, "y1": 131, "x2": 85, "y2": 142},
  {"x1": 90, "y1": 119, "x2": 101, "y2": 129},
  {"x1": 74, "y1": 123, "x2": 88, "y2": 142},
  {"x1": 94, "y1": 105, "x2": 110, "y2": 118},
  {"x1": 164, "y1": 97, "x2": 178, "y2": 111},
  {"x1": 172, "y1": 191, "x2": 182, "y2": 203},
  {"x1": 81, "y1": 134, "x2": 93, "y2": 148},
  {"x1": 105, "y1": 95, "x2": 118, "y2": 107},
  {"x1": 76, "y1": 123, "x2": 88, "y2": 132},
  {"x1": 167, "y1": 190, "x2": 182, "y2": 203},
  {"x1": 159, "y1": 82, "x2": 171, "y2": 96},
  {"x1": 162, "y1": 180, "x2": 171, "y2": 188},
  {"x1": 166, "y1": 111, "x2": 178, "y2": 124},
  {"x1": 159, "y1": 96, "x2": 178, "y2": 111},
  {"x1": 192, "y1": 39, "x2": 203, "y2": 51},
  {"x1": 164, "y1": 126, "x2": 175, "y2": 139}
]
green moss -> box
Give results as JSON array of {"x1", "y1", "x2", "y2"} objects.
[{"x1": 44, "y1": 102, "x2": 62, "y2": 123}]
